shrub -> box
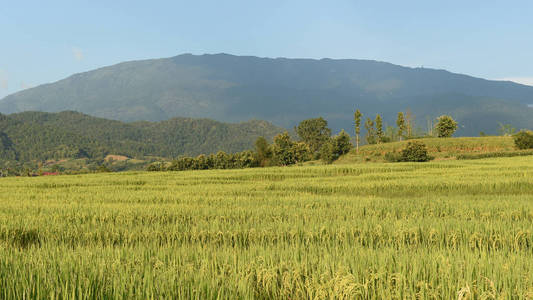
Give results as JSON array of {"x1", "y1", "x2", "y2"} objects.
[
  {"x1": 513, "y1": 130, "x2": 533, "y2": 150},
  {"x1": 385, "y1": 141, "x2": 432, "y2": 162},
  {"x1": 401, "y1": 141, "x2": 432, "y2": 162}
]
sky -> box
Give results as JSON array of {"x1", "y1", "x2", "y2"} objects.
[{"x1": 1, "y1": 0, "x2": 533, "y2": 99}]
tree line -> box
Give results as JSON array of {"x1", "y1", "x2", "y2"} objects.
[
  {"x1": 353, "y1": 110, "x2": 458, "y2": 152},
  {"x1": 150, "y1": 112, "x2": 460, "y2": 171}
]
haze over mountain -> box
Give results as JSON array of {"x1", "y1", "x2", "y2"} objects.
[{"x1": 1, "y1": 53, "x2": 532, "y2": 135}]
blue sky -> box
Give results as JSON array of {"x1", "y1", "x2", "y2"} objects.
[{"x1": 1, "y1": 0, "x2": 533, "y2": 98}]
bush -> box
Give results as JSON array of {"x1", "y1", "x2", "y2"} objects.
[
  {"x1": 513, "y1": 130, "x2": 533, "y2": 150},
  {"x1": 401, "y1": 141, "x2": 432, "y2": 162},
  {"x1": 385, "y1": 141, "x2": 432, "y2": 162}
]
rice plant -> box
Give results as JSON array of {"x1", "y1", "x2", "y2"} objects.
[{"x1": 0, "y1": 156, "x2": 532, "y2": 299}]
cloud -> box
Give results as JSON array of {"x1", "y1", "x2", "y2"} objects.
[
  {"x1": 499, "y1": 77, "x2": 533, "y2": 86},
  {"x1": 0, "y1": 70, "x2": 7, "y2": 90},
  {"x1": 72, "y1": 47, "x2": 84, "y2": 61}
]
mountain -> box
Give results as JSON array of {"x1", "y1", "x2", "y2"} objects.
[
  {"x1": 1, "y1": 53, "x2": 532, "y2": 135},
  {"x1": 0, "y1": 111, "x2": 283, "y2": 162}
]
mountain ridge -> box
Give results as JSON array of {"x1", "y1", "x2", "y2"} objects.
[{"x1": 1, "y1": 53, "x2": 532, "y2": 135}]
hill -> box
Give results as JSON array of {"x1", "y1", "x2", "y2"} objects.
[
  {"x1": 335, "y1": 136, "x2": 518, "y2": 164},
  {"x1": 0, "y1": 111, "x2": 283, "y2": 163},
  {"x1": 1, "y1": 53, "x2": 532, "y2": 135}
]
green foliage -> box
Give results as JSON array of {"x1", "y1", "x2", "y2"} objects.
[
  {"x1": 254, "y1": 136, "x2": 272, "y2": 167},
  {"x1": 354, "y1": 110, "x2": 362, "y2": 136},
  {"x1": 320, "y1": 130, "x2": 353, "y2": 164},
  {"x1": 354, "y1": 109, "x2": 363, "y2": 153},
  {"x1": 98, "y1": 164, "x2": 112, "y2": 173},
  {"x1": 272, "y1": 132, "x2": 297, "y2": 166},
  {"x1": 0, "y1": 111, "x2": 283, "y2": 163},
  {"x1": 295, "y1": 117, "x2": 331, "y2": 154},
  {"x1": 513, "y1": 130, "x2": 533, "y2": 149},
  {"x1": 375, "y1": 114, "x2": 384, "y2": 143},
  {"x1": 167, "y1": 132, "x2": 312, "y2": 171},
  {"x1": 435, "y1": 115, "x2": 458, "y2": 138},
  {"x1": 319, "y1": 142, "x2": 335, "y2": 164},
  {"x1": 385, "y1": 141, "x2": 432, "y2": 162},
  {"x1": 396, "y1": 112, "x2": 406, "y2": 141},
  {"x1": 400, "y1": 141, "x2": 432, "y2": 162}
]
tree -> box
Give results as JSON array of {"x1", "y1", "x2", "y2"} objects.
[
  {"x1": 354, "y1": 109, "x2": 362, "y2": 153},
  {"x1": 321, "y1": 130, "x2": 354, "y2": 163},
  {"x1": 319, "y1": 141, "x2": 335, "y2": 164},
  {"x1": 396, "y1": 112, "x2": 406, "y2": 141},
  {"x1": 435, "y1": 115, "x2": 458, "y2": 138},
  {"x1": 272, "y1": 132, "x2": 296, "y2": 166},
  {"x1": 291, "y1": 142, "x2": 312, "y2": 163},
  {"x1": 254, "y1": 136, "x2": 272, "y2": 167},
  {"x1": 364, "y1": 118, "x2": 376, "y2": 144},
  {"x1": 295, "y1": 117, "x2": 331, "y2": 154},
  {"x1": 333, "y1": 130, "x2": 352, "y2": 156},
  {"x1": 375, "y1": 114, "x2": 384, "y2": 143}
]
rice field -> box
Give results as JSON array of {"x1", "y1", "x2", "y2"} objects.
[{"x1": 1, "y1": 156, "x2": 532, "y2": 299}]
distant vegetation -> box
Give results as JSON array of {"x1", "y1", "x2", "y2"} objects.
[
  {"x1": 150, "y1": 110, "x2": 528, "y2": 172},
  {"x1": 0, "y1": 111, "x2": 282, "y2": 175},
  {"x1": 1, "y1": 108, "x2": 531, "y2": 176},
  {"x1": 2, "y1": 53, "x2": 533, "y2": 136}
]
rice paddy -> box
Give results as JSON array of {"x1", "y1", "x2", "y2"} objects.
[{"x1": 1, "y1": 156, "x2": 532, "y2": 299}]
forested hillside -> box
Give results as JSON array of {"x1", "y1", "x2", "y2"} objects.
[
  {"x1": 1, "y1": 53, "x2": 533, "y2": 135},
  {"x1": 0, "y1": 111, "x2": 283, "y2": 163}
]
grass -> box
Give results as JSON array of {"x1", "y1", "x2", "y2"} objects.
[
  {"x1": 0, "y1": 156, "x2": 533, "y2": 299},
  {"x1": 337, "y1": 136, "x2": 516, "y2": 163}
]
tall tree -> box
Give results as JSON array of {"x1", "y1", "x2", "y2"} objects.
[
  {"x1": 375, "y1": 114, "x2": 383, "y2": 143},
  {"x1": 396, "y1": 112, "x2": 406, "y2": 141},
  {"x1": 364, "y1": 117, "x2": 376, "y2": 144},
  {"x1": 254, "y1": 136, "x2": 272, "y2": 167},
  {"x1": 354, "y1": 110, "x2": 362, "y2": 153},
  {"x1": 405, "y1": 109, "x2": 414, "y2": 138},
  {"x1": 295, "y1": 117, "x2": 331, "y2": 154}
]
